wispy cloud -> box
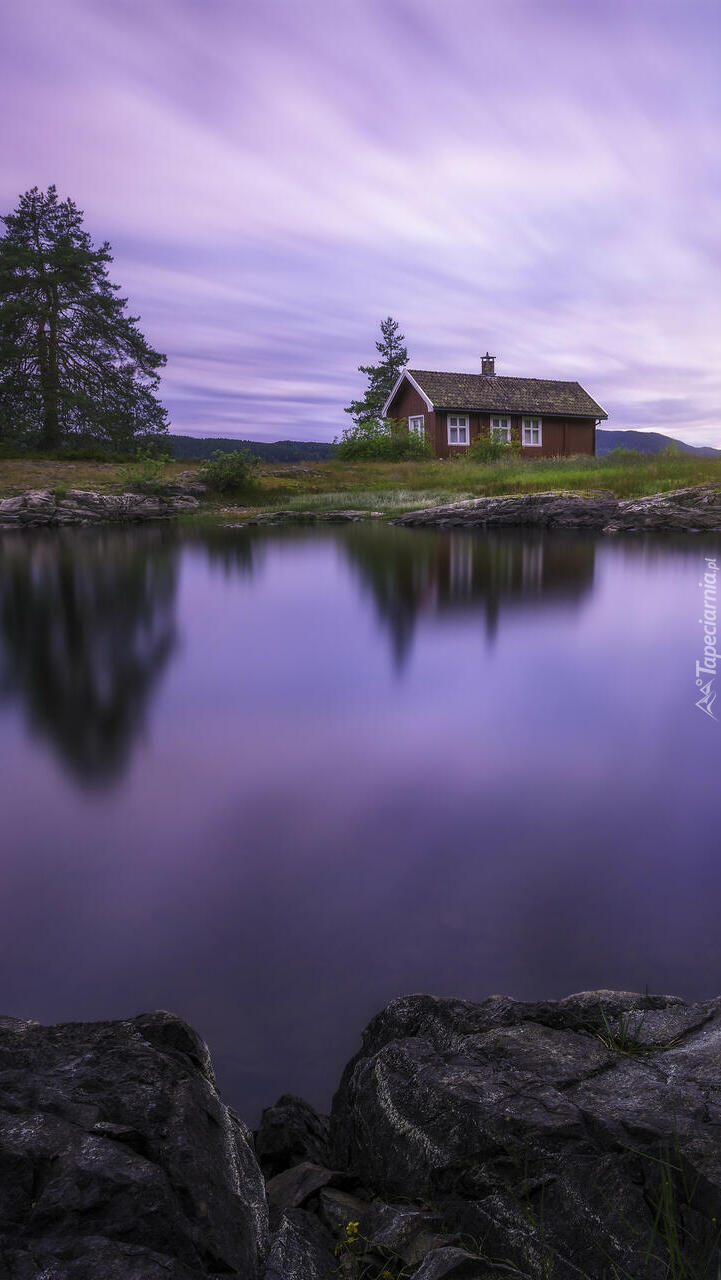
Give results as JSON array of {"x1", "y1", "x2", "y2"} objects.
[{"x1": 2, "y1": 0, "x2": 720, "y2": 442}]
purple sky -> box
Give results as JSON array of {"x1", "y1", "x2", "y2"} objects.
[{"x1": 2, "y1": 0, "x2": 720, "y2": 444}]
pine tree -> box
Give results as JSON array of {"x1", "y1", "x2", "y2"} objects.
[
  {"x1": 0, "y1": 186, "x2": 168, "y2": 450},
  {"x1": 345, "y1": 316, "x2": 409, "y2": 424}
]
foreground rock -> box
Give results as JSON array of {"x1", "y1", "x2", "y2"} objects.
[
  {"x1": 393, "y1": 485, "x2": 721, "y2": 533},
  {"x1": 0, "y1": 1011, "x2": 267, "y2": 1278},
  {"x1": 331, "y1": 991, "x2": 721, "y2": 1278},
  {"x1": 2, "y1": 993, "x2": 721, "y2": 1277},
  {"x1": 0, "y1": 488, "x2": 199, "y2": 527},
  {"x1": 255, "y1": 1094, "x2": 331, "y2": 1180}
]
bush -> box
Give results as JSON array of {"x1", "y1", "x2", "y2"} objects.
[
  {"x1": 133, "y1": 438, "x2": 172, "y2": 461},
  {"x1": 118, "y1": 445, "x2": 170, "y2": 491},
  {"x1": 334, "y1": 418, "x2": 432, "y2": 461},
  {"x1": 467, "y1": 430, "x2": 520, "y2": 464},
  {"x1": 198, "y1": 449, "x2": 257, "y2": 492}
]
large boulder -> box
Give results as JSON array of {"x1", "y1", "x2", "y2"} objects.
[
  {"x1": 255, "y1": 1095, "x2": 331, "y2": 1179},
  {"x1": 605, "y1": 485, "x2": 721, "y2": 532},
  {"x1": 393, "y1": 491, "x2": 619, "y2": 529},
  {"x1": 330, "y1": 991, "x2": 721, "y2": 1278},
  {"x1": 0, "y1": 1011, "x2": 267, "y2": 1278},
  {"x1": 263, "y1": 1207, "x2": 337, "y2": 1280},
  {"x1": 0, "y1": 489, "x2": 199, "y2": 527},
  {"x1": 393, "y1": 485, "x2": 721, "y2": 534}
]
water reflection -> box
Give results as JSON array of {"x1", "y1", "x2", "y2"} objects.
[
  {"x1": 0, "y1": 527, "x2": 178, "y2": 786},
  {"x1": 0, "y1": 525, "x2": 599, "y2": 783},
  {"x1": 1, "y1": 522, "x2": 721, "y2": 1121},
  {"x1": 342, "y1": 526, "x2": 596, "y2": 665}
]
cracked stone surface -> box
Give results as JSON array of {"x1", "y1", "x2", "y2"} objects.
[
  {"x1": 392, "y1": 485, "x2": 721, "y2": 534},
  {"x1": 0, "y1": 1012, "x2": 267, "y2": 1278},
  {"x1": 0, "y1": 489, "x2": 199, "y2": 527},
  {"x1": 329, "y1": 991, "x2": 721, "y2": 1278}
]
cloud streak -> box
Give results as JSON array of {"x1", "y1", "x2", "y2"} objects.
[{"x1": 2, "y1": 0, "x2": 720, "y2": 443}]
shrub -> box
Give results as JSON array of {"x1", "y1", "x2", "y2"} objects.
[
  {"x1": 117, "y1": 445, "x2": 173, "y2": 491},
  {"x1": 467, "y1": 430, "x2": 520, "y2": 464},
  {"x1": 198, "y1": 449, "x2": 257, "y2": 492},
  {"x1": 334, "y1": 418, "x2": 432, "y2": 461}
]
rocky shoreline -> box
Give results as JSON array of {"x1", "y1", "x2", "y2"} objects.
[
  {"x1": 0, "y1": 488, "x2": 200, "y2": 527},
  {"x1": 3, "y1": 484, "x2": 721, "y2": 534},
  {"x1": 1, "y1": 989, "x2": 720, "y2": 1278},
  {"x1": 392, "y1": 483, "x2": 721, "y2": 534}
]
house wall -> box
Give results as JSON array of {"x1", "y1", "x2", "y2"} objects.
[
  {"x1": 386, "y1": 381, "x2": 439, "y2": 452},
  {"x1": 434, "y1": 411, "x2": 596, "y2": 459},
  {"x1": 387, "y1": 379, "x2": 596, "y2": 459}
]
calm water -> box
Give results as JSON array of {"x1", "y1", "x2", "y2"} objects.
[{"x1": 1, "y1": 522, "x2": 720, "y2": 1121}]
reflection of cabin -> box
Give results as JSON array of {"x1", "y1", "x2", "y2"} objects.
[
  {"x1": 383, "y1": 354, "x2": 607, "y2": 459},
  {"x1": 344, "y1": 526, "x2": 596, "y2": 665}
]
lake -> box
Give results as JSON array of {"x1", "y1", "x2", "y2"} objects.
[{"x1": 0, "y1": 521, "x2": 719, "y2": 1122}]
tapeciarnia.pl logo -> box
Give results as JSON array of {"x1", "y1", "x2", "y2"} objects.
[{"x1": 696, "y1": 555, "x2": 719, "y2": 719}]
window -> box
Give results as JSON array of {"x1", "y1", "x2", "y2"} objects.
[
  {"x1": 408, "y1": 414, "x2": 425, "y2": 436},
  {"x1": 522, "y1": 417, "x2": 542, "y2": 447},
  {"x1": 447, "y1": 414, "x2": 469, "y2": 445},
  {"x1": 490, "y1": 415, "x2": 511, "y2": 442}
]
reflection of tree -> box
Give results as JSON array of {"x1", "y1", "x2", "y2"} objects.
[
  {"x1": 0, "y1": 526, "x2": 179, "y2": 787},
  {"x1": 342, "y1": 525, "x2": 596, "y2": 666},
  {"x1": 194, "y1": 525, "x2": 264, "y2": 578}
]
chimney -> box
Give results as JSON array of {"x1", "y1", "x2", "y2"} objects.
[{"x1": 481, "y1": 352, "x2": 496, "y2": 376}]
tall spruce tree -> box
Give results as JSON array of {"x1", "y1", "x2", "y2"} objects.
[
  {"x1": 345, "y1": 316, "x2": 409, "y2": 424},
  {"x1": 0, "y1": 186, "x2": 168, "y2": 450}
]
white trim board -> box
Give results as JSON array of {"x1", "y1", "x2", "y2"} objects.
[{"x1": 382, "y1": 369, "x2": 434, "y2": 417}]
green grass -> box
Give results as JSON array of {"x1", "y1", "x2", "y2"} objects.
[
  {"x1": 279, "y1": 488, "x2": 467, "y2": 513},
  {"x1": 2, "y1": 450, "x2": 721, "y2": 517},
  {"x1": 596, "y1": 1005, "x2": 651, "y2": 1056},
  {"x1": 0, "y1": 456, "x2": 192, "y2": 495}
]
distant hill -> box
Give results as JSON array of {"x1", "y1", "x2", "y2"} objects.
[
  {"x1": 597, "y1": 429, "x2": 720, "y2": 458},
  {"x1": 169, "y1": 435, "x2": 335, "y2": 462},
  {"x1": 169, "y1": 429, "x2": 720, "y2": 463}
]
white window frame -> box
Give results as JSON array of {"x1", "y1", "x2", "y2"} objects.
[
  {"x1": 490, "y1": 415, "x2": 512, "y2": 442},
  {"x1": 522, "y1": 416, "x2": 543, "y2": 447},
  {"x1": 447, "y1": 414, "x2": 469, "y2": 446},
  {"x1": 408, "y1": 414, "x2": 425, "y2": 437}
]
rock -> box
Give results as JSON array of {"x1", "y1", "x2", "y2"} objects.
[
  {"x1": 263, "y1": 1208, "x2": 337, "y2": 1280},
  {"x1": 604, "y1": 484, "x2": 721, "y2": 532},
  {"x1": 0, "y1": 489, "x2": 199, "y2": 527},
  {"x1": 412, "y1": 1245, "x2": 510, "y2": 1278},
  {"x1": 0, "y1": 1011, "x2": 267, "y2": 1278},
  {"x1": 265, "y1": 1162, "x2": 337, "y2": 1226},
  {"x1": 3, "y1": 996, "x2": 721, "y2": 1276},
  {"x1": 316, "y1": 1187, "x2": 371, "y2": 1235},
  {"x1": 393, "y1": 485, "x2": 721, "y2": 534},
  {"x1": 393, "y1": 491, "x2": 619, "y2": 530},
  {"x1": 255, "y1": 1094, "x2": 331, "y2": 1178},
  {"x1": 330, "y1": 991, "x2": 721, "y2": 1278}
]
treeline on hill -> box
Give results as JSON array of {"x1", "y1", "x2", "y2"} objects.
[
  {"x1": 596, "y1": 429, "x2": 719, "y2": 458},
  {"x1": 169, "y1": 436, "x2": 335, "y2": 462}
]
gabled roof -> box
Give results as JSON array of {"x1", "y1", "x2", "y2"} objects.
[{"x1": 384, "y1": 369, "x2": 607, "y2": 419}]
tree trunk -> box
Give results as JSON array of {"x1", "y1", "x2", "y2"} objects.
[
  {"x1": 31, "y1": 213, "x2": 61, "y2": 451},
  {"x1": 40, "y1": 288, "x2": 60, "y2": 450}
]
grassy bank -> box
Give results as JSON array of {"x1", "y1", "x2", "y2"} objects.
[{"x1": 1, "y1": 451, "x2": 721, "y2": 517}]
